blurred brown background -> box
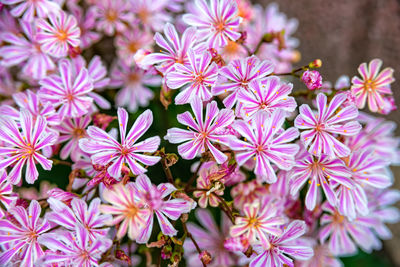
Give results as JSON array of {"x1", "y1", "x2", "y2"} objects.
[{"x1": 256, "y1": 0, "x2": 400, "y2": 265}]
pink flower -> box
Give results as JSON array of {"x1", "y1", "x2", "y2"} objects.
[
  {"x1": 231, "y1": 180, "x2": 268, "y2": 209},
  {"x1": 100, "y1": 182, "x2": 150, "y2": 240},
  {"x1": 130, "y1": 0, "x2": 171, "y2": 31},
  {"x1": 229, "y1": 110, "x2": 299, "y2": 183},
  {"x1": 142, "y1": 23, "x2": 198, "y2": 74},
  {"x1": 0, "y1": 21, "x2": 55, "y2": 80},
  {"x1": 165, "y1": 98, "x2": 235, "y2": 164},
  {"x1": 336, "y1": 149, "x2": 391, "y2": 219},
  {"x1": 38, "y1": 59, "x2": 94, "y2": 118},
  {"x1": 0, "y1": 171, "x2": 18, "y2": 218},
  {"x1": 0, "y1": 111, "x2": 57, "y2": 185},
  {"x1": 38, "y1": 225, "x2": 112, "y2": 266},
  {"x1": 134, "y1": 174, "x2": 192, "y2": 243},
  {"x1": 46, "y1": 197, "x2": 111, "y2": 241},
  {"x1": 53, "y1": 115, "x2": 91, "y2": 162},
  {"x1": 1, "y1": 0, "x2": 60, "y2": 21},
  {"x1": 193, "y1": 162, "x2": 225, "y2": 208},
  {"x1": 166, "y1": 49, "x2": 218, "y2": 104},
  {"x1": 109, "y1": 60, "x2": 159, "y2": 112},
  {"x1": 294, "y1": 93, "x2": 361, "y2": 158},
  {"x1": 290, "y1": 149, "x2": 353, "y2": 211},
  {"x1": 79, "y1": 108, "x2": 161, "y2": 178},
  {"x1": 36, "y1": 11, "x2": 81, "y2": 58},
  {"x1": 0, "y1": 89, "x2": 60, "y2": 126},
  {"x1": 301, "y1": 70, "x2": 322, "y2": 90},
  {"x1": 351, "y1": 59, "x2": 395, "y2": 113},
  {"x1": 250, "y1": 220, "x2": 313, "y2": 267},
  {"x1": 319, "y1": 202, "x2": 381, "y2": 256},
  {"x1": 0, "y1": 200, "x2": 50, "y2": 267},
  {"x1": 297, "y1": 243, "x2": 342, "y2": 267},
  {"x1": 68, "y1": 3, "x2": 101, "y2": 49},
  {"x1": 238, "y1": 77, "x2": 297, "y2": 119},
  {"x1": 115, "y1": 26, "x2": 153, "y2": 66},
  {"x1": 230, "y1": 199, "x2": 285, "y2": 248},
  {"x1": 183, "y1": 0, "x2": 242, "y2": 48},
  {"x1": 185, "y1": 209, "x2": 239, "y2": 267},
  {"x1": 93, "y1": 0, "x2": 133, "y2": 36},
  {"x1": 212, "y1": 56, "x2": 274, "y2": 109},
  {"x1": 71, "y1": 55, "x2": 111, "y2": 110}
]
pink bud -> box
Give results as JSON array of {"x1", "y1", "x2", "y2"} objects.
[{"x1": 301, "y1": 70, "x2": 322, "y2": 90}]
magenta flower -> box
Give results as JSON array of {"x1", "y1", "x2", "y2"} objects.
[
  {"x1": 166, "y1": 49, "x2": 218, "y2": 104},
  {"x1": 183, "y1": 0, "x2": 242, "y2": 48},
  {"x1": 231, "y1": 180, "x2": 268, "y2": 209},
  {"x1": 72, "y1": 55, "x2": 111, "y2": 110},
  {"x1": 185, "y1": 209, "x2": 238, "y2": 267},
  {"x1": 130, "y1": 0, "x2": 171, "y2": 31},
  {"x1": 1, "y1": 0, "x2": 60, "y2": 21},
  {"x1": 0, "y1": 111, "x2": 57, "y2": 185},
  {"x1": 230, "y1": 110, "x2": 299, "y2": 183},
  {"x1": 38, "y1": 59, "x2": 94, "y2": 118},
  {"x1": 115, "y1": 26, "x2": 153, "y2": 66},
  {"x1": 212, "y1": 56, "x2": 274, "y2": 109},
  {"x1": 238, "y1": 77, "x2": 297, "y2": 119},
  {"x1": 36, "y1": 11, "x2": 81, "y2": 58},
  {"x1": 93, "y1": 0, "x2": 133, "y2": 36},
  {"x1": 297, "y1": 243, "x2": 342, "y2": 267},
  {"x1": 193, "y1": 162, "x2": 225, "y2": 208},
  {"x1": 351, "y1": 59, "x2": 395, "y2": 113},
  {"x1": 134, "y1": 174, "x2": 192, "y2": 243},
  {"x1": 109, "y1": 60, "x2": 159, "y2": 112},
  {"x1": 0, "y1": 21, "x2": 55, "y2": 80},
  {"x1": 0, "y1": 89, "x2": 60, "y2": 126},
  {"x1": 290, "y1": 150, "x2": 353, "y2": 211},
  {"x1": 142, "y1": 23, "x2": 197, "y2": 74},
  {"x1": 294, "y1": 93, "x2": 361, "y2": 158},
  {"x1": 53, "y1": 115, "x2": 91, "y2": 162},
  {"x1": 0, "y1": 200, "x2": 50, "y2": 267},
  {"x1": 0, "y1": 171, "x2": 18, "y2": 218},
  {"x1": 79, "y1": 108, "x2": 160, "y2": 178},
  {"x1": 250, "y1": 220, "x2": 313, "y2": 267},
  {"x1": 336, "y1": 149, "x2": 392, "y2": 219},
  {"x1": 38, "y1": 225, "x2": 112, "y2": 267},
  {"x1": 46, "y1": 197, "x2": 111, "y2": 241},
  {"x1": 230, "y1": 200, "x2": 285, "y2": 248},
  {"x1": 165, "y1": 98, "x2": 235, "y2": 164},
  {"x1": 319, "y1": 202, "x2": 381, "y2": 256},
  {"x1": 68, "y1": 3, "x2": 101, "y2": 49},
  {"x1": 100, "y1": 182, "x2": 150, "y2": 240},
  {"x1": 301, "y1": 70, "x2": 323, "y2": 90}
]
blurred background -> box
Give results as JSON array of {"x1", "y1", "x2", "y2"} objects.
[{"x1": 255, "y1": 0, "x2": 400, "y2": 265}]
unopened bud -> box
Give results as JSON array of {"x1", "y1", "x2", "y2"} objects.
[
  {"x1": 115, "y1": 249, "x2": 131, "y2": 265},
  {"x1": 199, "y1": 250, "x2": 212, "y2": 265},
  {"x1": 309, "y1": 59, "x2": 322, "y2": 68}
]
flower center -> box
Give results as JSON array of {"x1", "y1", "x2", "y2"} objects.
[
  {"x1": 128, "y1": 42, "x2": 139, "y2": 53},
  {"x1": 106, "y1": 10, "x2": 118, "y2": 22},
  {"x1": 124, "y1": 203, "x2": 138, "y2": 219},
  {"x1": 223, "y1": 41, "x2": 240, "y2": 55},
  {"x1": 256, "y1": 144, "x2": 264, "y2": 152},
  {"x1": 194, "y1": 74, "x2": 205, "y2": 85},
  {"x1": 364, "y1": 79, "x2": 375, "y2": 92},
  {"x1": 56, "y1": 30, "x2": 68, "y2": 42},
  {"x1": 120, "y1": 146, "x2": 130, "y2": 156},
  {"x1": 73, "y1": 128, "x2": 86, "y2": 138},
  {"x1": 214, "y1": 20, "x2": 226, "y2": 33},
  {"x1": 248, "y1": 217, "x2": 258, "y2": 227}
]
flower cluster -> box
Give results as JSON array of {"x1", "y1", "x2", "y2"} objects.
[{"x1": 0, "y1": 0, "x2": 398, "y2": 266}]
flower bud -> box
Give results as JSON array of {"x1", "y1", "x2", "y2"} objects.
[
  {"x1": 301, "y1": 70, "x2": 322, "y2": 90},
  {"x1": 199, "y1": 250, "x2": 212, "y2": 265},
  {"x1": 309, "y1": 59, "x2": 322, "y2": 68}
]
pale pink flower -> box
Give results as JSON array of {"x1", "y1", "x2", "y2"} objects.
[
  {"x1": 165, "y1": 98, "x2": 235, "y2": 164},
  {"x1": 36, "y1": 11, "x2": 81, "y2": 58},
  {"x1": 1, "y1": 0, "x2": 60, "y2": 22},
  {"x1": 100, "y1": 182, "x2": 150, "y2": 240}
]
